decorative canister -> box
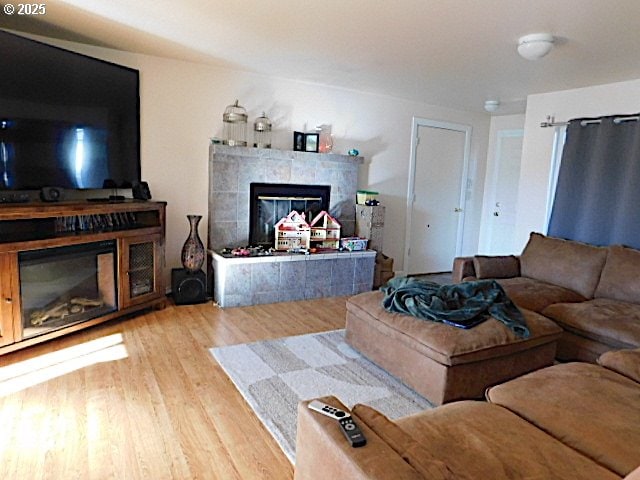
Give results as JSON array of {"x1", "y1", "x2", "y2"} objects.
[
  {"x1": 180, "y1": 214, "x2": 205, "y2": 272},
  {"x1": 253, "y1": 112, "x2": 272, "y2": 148},
  {"x1": 316, "y1": 124, "x2": 333, "y2": 153},
  {"x1": 222, "y1": 100, "x2": 248, "y2": 146}
]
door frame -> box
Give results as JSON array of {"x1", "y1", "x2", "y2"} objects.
[{"x1": 403, "y1": 117, "x2": 472, "y2": 274}]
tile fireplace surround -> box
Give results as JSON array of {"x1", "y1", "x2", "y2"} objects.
[{"x1": 208, "y1": 144, "x2": 375, "y2": 307}]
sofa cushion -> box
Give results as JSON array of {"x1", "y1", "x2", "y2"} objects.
[
  {"x1": 395, "y1": 401, "x2": 619, "y2": 480},
  {"x1": 595, "y1": 245, "x2": 640, "y2": 304},
  {"x1": 498, "y1": 276, "x2": 586, "y2": 313},
  {"x1": 598, "y1": 348, "x2": 640, "y2": 383},
  {"x1": 352, "y1": 404, "x2": 454, "y2": 479},
  {"x1": 472, "y1": 255, "x2": 520, "y2": 279},
  {"x1": 519, "y1": 232, "x2": 607, "y2": 298},
  {"x1": 347, "y1": 291, "x2": 562, "y2": 366},
  {"x1": 543, "y1": 298, "x2": 640, "y2": 349},
  {"x1": 486, "y1": 362, "x2": 640, "y2": 477}
]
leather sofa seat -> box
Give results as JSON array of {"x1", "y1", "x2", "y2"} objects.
[
  {"x1": 544, "y1": 298, "x2": 640, "y2": 349},
  {"x1": 498, "y1": 276, "x2": 586, "y2": 313},
  {"x1": 393, "y1": 401, "x2": 620, "y2": 480}
]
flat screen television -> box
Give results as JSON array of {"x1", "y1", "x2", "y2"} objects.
[{"x1": 0, "y1": 29, "x2": 140, "y2": 192}]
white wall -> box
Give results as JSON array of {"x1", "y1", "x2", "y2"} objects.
[
  {"x1": 30, "y1": 35, "x2": 491, "y2": 282},
  {"x1": 515, "y1": 78, "x2": 640, "y2": 250}
]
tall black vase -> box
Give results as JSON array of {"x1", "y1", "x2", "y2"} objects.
[{"x1": 181, "y1": 214, "x2": 205, "y2": 273}]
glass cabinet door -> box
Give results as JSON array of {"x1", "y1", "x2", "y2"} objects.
[{"x1": 121, "y1": 234, "x2": 163, "y2": 308}]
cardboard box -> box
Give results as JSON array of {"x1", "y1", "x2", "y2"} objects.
[
  {"x1": 356, "y1": 204, "x2": 385, "y2": 225},
  {"x1": 355, "y1": 224, "x2": 384, "y2": 252}
]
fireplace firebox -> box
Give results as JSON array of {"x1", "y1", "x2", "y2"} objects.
[
  {"x1": 19, "y1": 240, "x2": 118, "y2": 339},
  {"x1": 249, "y1": 183, "x2": 331, "y2": 248}
]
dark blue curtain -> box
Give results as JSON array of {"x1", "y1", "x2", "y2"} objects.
[{"x1": 548, "y1": 114, "x2": 640, "y2": 248}]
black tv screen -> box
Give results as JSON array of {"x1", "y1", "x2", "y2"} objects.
[{"x1": 0, "y1": 29, "x2": 140, "y2": 191}]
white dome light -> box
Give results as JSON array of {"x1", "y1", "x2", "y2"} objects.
[
  {"x1": 484, "y1": 100, "x2": 500, "y2": 112},
  {"x1": 517, "y1": 33, "x2": 555, "y2": 61}
]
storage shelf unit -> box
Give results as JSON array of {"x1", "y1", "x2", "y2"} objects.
[{"x1": 0, "y1": 200, "x2": 166, "y2": 355}]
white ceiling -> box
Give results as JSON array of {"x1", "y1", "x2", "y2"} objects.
[{"x1": 3, "y1": 0, "x2": 640, "y2": 113}]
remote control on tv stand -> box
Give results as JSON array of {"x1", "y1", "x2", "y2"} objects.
[{"x1": 307, "y1": 400, "x2": 367, "y2": 448}]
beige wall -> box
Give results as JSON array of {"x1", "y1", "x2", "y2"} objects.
[
  {"x1": 516, "y1": 78, "x2": 640, "y2": 250},
  {"x1": 27, "y1": 35, "x2": 491, "y2": 283}
]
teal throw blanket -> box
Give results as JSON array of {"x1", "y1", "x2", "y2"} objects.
[{"x1": 381, "y1": 277, "x2": 529, "y2": 338}]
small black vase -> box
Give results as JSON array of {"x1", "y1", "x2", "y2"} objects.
[{"x1": 181, "y1": 214, "x2": 205, "y2": 272}]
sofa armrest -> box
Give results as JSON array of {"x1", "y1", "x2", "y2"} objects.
[
  {"x1": 294, "y1": 396, "x2": 423, "y2": 480},
  {"x1": 597, "y1": 348, "x2": 640, "y2": 384},
  {"x1": 452, "y1": 257, "x2": 475, "y2": 283}
]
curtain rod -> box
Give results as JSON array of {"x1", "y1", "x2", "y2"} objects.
[
  {"x1": 540, "y1": 116, "x2": 568, "y2": 128},
  {"x1": 540, "y1": 115, "x2": 640, "y2": 128}
]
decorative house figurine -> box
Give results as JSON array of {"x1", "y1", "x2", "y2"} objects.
[
  {"x1": 309, "y1": 210, "x2": 341, "y2": 250},
  {"x1": 274, "y1": 210, "x2": 311, "y2": 251}
]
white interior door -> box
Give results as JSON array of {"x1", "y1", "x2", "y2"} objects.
[
  {"x1": 405, "y1": 119, "x2": 471, "y2": 274},
  {"x1": 484, "y1": 130, "x2": 524, "y2": 255}
]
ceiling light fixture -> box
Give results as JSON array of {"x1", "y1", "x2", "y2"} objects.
[
  {"x1": 517, "y1": 33, "x2": 555, "y2": 61},
  {"x1": 484, "y1": 100, "x2": 500, "y2": 113}
]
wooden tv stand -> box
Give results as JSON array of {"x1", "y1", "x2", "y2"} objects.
[{"x1": 0, "y1": 200, "x2": 166, "y2": 355}]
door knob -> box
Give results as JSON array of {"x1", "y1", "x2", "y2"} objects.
[{"x1": 454, "y1": 207, "x2": 463, "y2": 213}]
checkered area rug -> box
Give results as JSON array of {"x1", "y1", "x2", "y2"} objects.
[{"x1": 210, "y1": 329, "x2": 431, "y2": 463}]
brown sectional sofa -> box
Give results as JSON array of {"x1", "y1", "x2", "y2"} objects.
[
  {"x1": 294, "y1": 348, "x2": 640, "y2": 479},
  {"x1": 453, "y1": 232, "x2": 640, "y2": 362}
]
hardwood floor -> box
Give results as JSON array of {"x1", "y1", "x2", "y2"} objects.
[{"x1": 0, "y1": 296, "x2": 347, "y2": 479}]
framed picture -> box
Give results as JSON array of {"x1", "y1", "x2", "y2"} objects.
[
  {"x1": 293, "y1": 131, "x2": 305, "y2": 151},
  {"x1": 304, "y1": 133, "x2": 319, "y2": 153}
]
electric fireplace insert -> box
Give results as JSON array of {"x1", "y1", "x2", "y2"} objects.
[{"x1": 19, "y1": 240, "x2": 118, "y2": 339}]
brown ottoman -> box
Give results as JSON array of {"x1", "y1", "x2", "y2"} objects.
[{"x1": 345, "y1": 290, "x2": 563, "y2": 405}]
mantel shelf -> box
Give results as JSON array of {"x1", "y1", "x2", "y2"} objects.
[{"x1": 210, "y1": 144, "x2": 364, "y2": 165}]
